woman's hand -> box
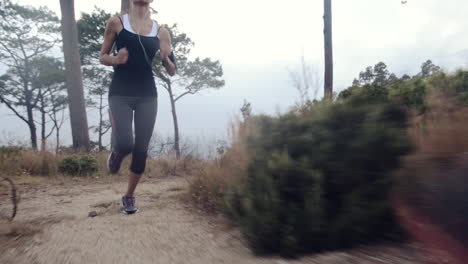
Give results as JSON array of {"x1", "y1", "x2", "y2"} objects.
[{"x1": 113, "y1": 47, "x2": 129, "y2": 65}]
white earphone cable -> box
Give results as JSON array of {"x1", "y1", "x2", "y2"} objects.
[{"x1": 130, "y1": 4, "x2": 153, "y2": 70}]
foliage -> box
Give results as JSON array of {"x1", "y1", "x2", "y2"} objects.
[
  {"x1": 58, "y1": 155, "x2": 99, "y2": 176},
  {"x1": 0, "y1": 1, "x2": 61, "y2": 149},
  {"x1": 221, "y1": 59, "x2": 468, "y2": 256},
  {"x1": 0, "y1": 1, "x2": 60, "y2": 64},
  {"x1": 76, "y1": 8, "x2": 116, "y2": 151},
  {"x1": 77, "y1": 7, "x2": 111, "y2": 65},
  {"x1": 342, "y1": 60, "x2": 449, "y2": 114},
  {"x1": 389, "y1": 77, "x2": 427, "y2": 112},
  {"x1": 225, "y1": 96, "x2": 411, "y2": 256}
]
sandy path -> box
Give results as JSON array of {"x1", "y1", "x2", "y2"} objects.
[{"x1": 0, "y1": 176, "x2": 422, "y2": 264}]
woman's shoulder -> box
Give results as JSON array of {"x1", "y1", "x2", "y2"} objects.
[
  {"x1": 108, "y1": 15, "x2": 123, "y2": 25},
  {"x1": 157, "y1": 26, "x2": 170, "y2": 37},
  {"x1": 106, "y1": 14, "x2": 124, "y2": 32}
]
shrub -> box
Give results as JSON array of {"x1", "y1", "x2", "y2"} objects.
[
  {"x1": 390, "y1": 78, "x2": 427, "y2": 112},
  {"x1": 225, "y1": 96, "x2": 412, "y2": 256},
  {"x1": 58, "y1": 155, "x2": 99, "y2": 176}
]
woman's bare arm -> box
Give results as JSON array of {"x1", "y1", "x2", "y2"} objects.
[
  {"x1": 158, "y1": 27, "x2": 176, "y2": 76},
  {"x1": 100, "y1": 16, "x2": 128, "y2": 66}
]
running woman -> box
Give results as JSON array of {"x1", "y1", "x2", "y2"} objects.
[{"x1": 99, "y1": 0, "x2": 176, "y2": 214}]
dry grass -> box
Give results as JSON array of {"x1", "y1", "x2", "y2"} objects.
[
  {"x1": 0, "y1": 149, "x2": 59, "y2": 177},
  {"x1": 187, "y1": 117, "x2": 251, "y2": 213},
  {"x1": 21, "y1": 150, "x2": 59, "y2": 176},
  {"x1": 0, "y1": 149, "x2": 110, "y2": 179},
  {"x1": 187, "y1": 160, "x2": 229, "y2": 212}
]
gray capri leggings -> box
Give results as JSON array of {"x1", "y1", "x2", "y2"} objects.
[{"x1": 108, "y1": 96, "x2": 158, "y2": 174}]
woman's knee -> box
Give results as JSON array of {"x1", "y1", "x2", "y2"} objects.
[
  {"x1": 130, "y1": 151, "x2": 148, "y2": 174},
  {"x1": 114, "y1": 141, "x2": 133, "y2": 155}
]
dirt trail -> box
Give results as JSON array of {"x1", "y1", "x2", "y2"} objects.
[{"x1": 0, "y1": 176, "x2": 422, "y2": 264}]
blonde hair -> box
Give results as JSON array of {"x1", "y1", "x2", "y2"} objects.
[{"x1": 120, "y1": 1, "x2": 158, "y2": 16}]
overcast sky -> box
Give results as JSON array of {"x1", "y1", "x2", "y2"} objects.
[{"x1": 1, "y1": 0, "x2": 468, "y2": 148}]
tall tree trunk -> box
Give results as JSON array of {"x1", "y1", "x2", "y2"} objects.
[
  {"x1": 59, "y1": 0, "x2": 90, "y2": 151},
  {"x1": 56, "y1": 123, "x2": 60, "y2": 154},
  {"x1": 98, "y1": 93, "x2": 103, "y2": 152},
  {"x1": 54, "y1": 110, "x2": 61, "y2": 154},
  {"x1": 49, "y1": 94, "x2": 61, "y2": 154},
  {"x1": 323, "y1": 0, "x2": 333, "y2": 100},
  {"x1": 167, "y1": 84, "x2": 181, "y2": 158},
  {"x1": 22, "y1": 72, "x2": 38, "y2": 150},
  {"x1": 121, "y1": 0, "x2": 130, "y2": 12},
  {"x1": 26, "y1": 104, "x2": 37, "y2": 151},
  {"x1": 40, "y1": 91, "x2": 46, "y2": 152}
]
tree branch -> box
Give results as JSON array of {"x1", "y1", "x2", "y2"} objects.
[
  {"x1": 0, "y1": 41, "x2": 24, "y2": 74},
  {"x1": 45, "y1": 125, "x2": 55, "y2": 139},
  {"x1": 174, "y1": 90, "x2": 195, "y2": 102},
  {"x1": 154, "y1": 70, "x2": 171, "y2": 86},
  {"x1": 0, "y1": 95, "x2": 30, "y2": 125},
  {"x1": 102, "y1": 126, "x2": 111, "y2": 135},
  {"x1": 28, "y1": 41, "x2": 55, "y2": 58},
  {"x1": 31, "y1": 89, "x2": 41, "y2": 108}
]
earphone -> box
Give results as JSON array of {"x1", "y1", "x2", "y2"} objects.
[
  {"x1": 129, "y1": 1, "x2": 154, "y2": 70},
  {"x1": 129, "y1": 0, "x2": 169, "y2": 76}
]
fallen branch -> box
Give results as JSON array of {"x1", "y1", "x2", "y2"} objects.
[{"x1": 2, "y1": 177, "x2": 17, "y2": 221}]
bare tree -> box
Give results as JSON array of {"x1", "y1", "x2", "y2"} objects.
[
  {"x1": 289, "y1": 56, "x2": 322, "y2": 106},
  {"x1": 84, "y1": 67, "x2": 112, "y2": 152},
  {"x1": 30, "y1": 56, "x2": 67, "y2": 152},
  {"x1": 49, "y1": 96, "x2": 67, "y2": 154},
  {"x1": 323, "y1": 0, "x2": 333, "y2": 100},
  {"x1": 59, "y1": 0, "x2": 90, "y2": 151},
  {"x1": 148, "y1": 134, "x2": 176, "y2": 157},
  {"x1": 240, "y1": 99, "x2": 252, "y2": 121}
]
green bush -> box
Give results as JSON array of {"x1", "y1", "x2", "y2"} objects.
[
  {"x1": 58, "y1": 155, "x2": 99, "y2": 176},
  {"x1": 225, "y1": 96, "x2": 411, "y2": 256},
  {"x1": 437, "y1": 70, "x2": 468, "y2": 104},
  {"x1": 389, "y1": 78, "x2": 427, "y2": 112}
]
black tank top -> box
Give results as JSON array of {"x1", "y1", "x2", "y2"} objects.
[{"x1": 109, "y1": 16, "x2": 159, "y2": 97}]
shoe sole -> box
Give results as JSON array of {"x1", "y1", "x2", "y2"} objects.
[
  {"x1": 122, "y1": 209, "x2": 139, "y2": 215},
  {"x1": 107, "y1": 153, "x2": 112, "y2": 174}
]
